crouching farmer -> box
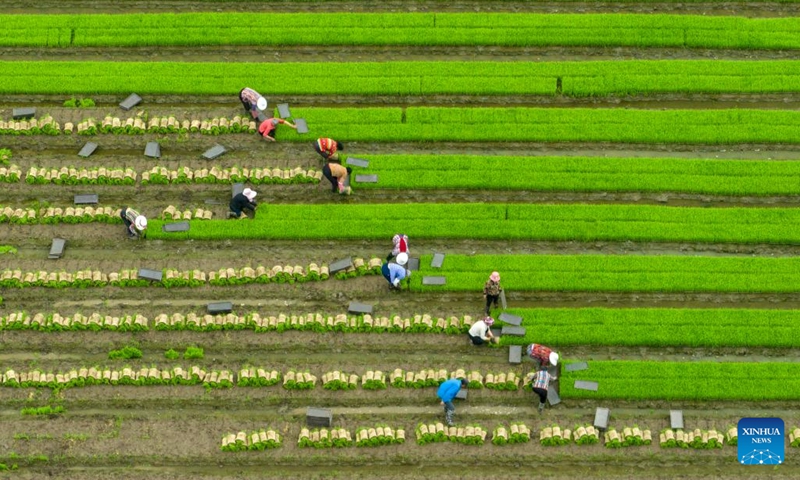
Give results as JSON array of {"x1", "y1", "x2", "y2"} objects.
[
  {"x1": 229, "y1": 188, "x2": 258, "y2": 219},
  {"x1": 437, "y1": 378, "x2": 468, "y2": 426},
  {"x1": 120, "y1": 206, "x2": 147, "y2": 239},
  {"x1": 468, "y1": 316, "x2": 497, "y2": 346},
  {"x1": 381, "y1": 255, "x2": 409, "y2": 290}
]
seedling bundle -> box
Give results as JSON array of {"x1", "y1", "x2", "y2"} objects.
[
  {"x1": 298, "y1": 428, "x2": 352, "y2": 448},
  {"x1": 360, "y1": 371, "x2": 387, "y2": 390},
  {"x1": 355, "y1": 425, "x2": 405, "y2": 447},
  {"x1": 322, "y1": 371, "x2": 358, "y2": 390},
  {"x1": 659, "y1": 429, "x2": 724, "y2": 449},
  {"x1": 142, "y1": 165, "x2": 321, "y2": 185},
  {"x1": 0, "y1": 166, "x2": 23, "y2": 182},
  {"x1": 25, "y1": 166, "x2": 136, "y2": 185},
  {"x1": 484, "y1": 372, "x2": 521, "y2": 390},
  {"x1": 492, "y1": 423, "x2": 531, "y2": 445},
  {"x1": 282, "y1": 371, "x2": 317, "y2": 390},
  {"x1": 573, "y1": 425, "x2": 600, "y2": 445},
  {"x1": 237, "y1": 367, "x2": 281, "y2": 387},
  {"x1": 789, "y1": 428, "x2": 800, "y2": 447},
  {"x1": 540, "y1": 426, "x2": 572, "y2": 446},
  {"x1": 221, "y1": 429, "x2": 282, "y2": 451},
  {"x1": 416, "y1": 423, "x2": 487, "y2": 445},
  {"x1": 604, "y1": 427, "x2": 652, "y2": 448}
]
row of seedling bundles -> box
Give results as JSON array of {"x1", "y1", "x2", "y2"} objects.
[
  {"x1": 390, "y1": 368, "x2": 463, "y2": 388},
  {"x1": 0, "y1": 366, "x2": 207, "y2": 388},
  {"x1": 334, "y1": 258, "x2": 383, "y2": 279},
  {"x1": 356, "y1": 425, "x2": 406, "y2": 447},
  {"x1": 659, "y1": 429, "x2": 726, "y2": 449},
  {"x1": 573, "y1": 424, "x2": 601, "y2": 445},
  {"x1": 322, "y1": 371, "x2": 359, "y2": 390},
  {"x1": 484, "y1": 372, "x2": 521, "y2": 391},
  {"x1": 492, "y1": 423, "x2": 531, "y2": 445},
  {"x1": 0, "y1": 165, "x2": 23, "y2": 182},
  {"x1": 0, "y1": 116, "x2": 60, "y2": 135},
  {"x1": 361, "y1": 370, "x2": 387, "y2": 390},
  {"x1": 237, "y1": 367, "x2": 281, "y2": 387},
  {"x1": 416, "y1": 423, "x2": 487, "y2": 446},
  {"x1": 143, "y1": 165, "x2": 321, "y2": 185},
  {"x1": 0, "y1": 310, "x2": 470, "y2": 335},
  {"x1": 0, "y1": 206, "x2": 121, "y2": 225},
  {"x1": 298, "y1": 428, "x2": 352, "y2": 448},
  {"x1": 604, "y1": 427, "x2": 652, "y2": 448},
  {"x1": 221, "y1": 429, "x2": 282, "y2": 451},
  {"x1": 1, "y1": 312, "x2": 149, "y2": 332},
  {"x1": 66, "y1": 115, "x2": 257, "y2": 136},
  {"x1": 361, "y1": 314, "x2": 468, "y2": 334},
  {"x1": 161, "y1": 206, "x2": 214, "y2": 221},
  {"x1": 26, "y1": 166, "x2": 136, "y2": 185},
  {"x1": 1, "y1": 269, "x2": 114, "y2": 288},
  {"x1": 282, "y1": 371, "x2": 317, "y2": 390},
  {"x1": 540, "y1": 425, "x2": 573, "y2": 446},
  {"x1": 208, "y1": 264, "x2": 332, "y2": 285}
]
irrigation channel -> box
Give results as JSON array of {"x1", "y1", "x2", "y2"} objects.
[{"x1": 3, "y1": 2, "x2": 800, "y2": 479}]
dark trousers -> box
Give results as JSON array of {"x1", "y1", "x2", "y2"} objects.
[
  {"x1": 468, "y1": 334, "x2": 486, "y2": 345},
  {"x1": 381, "y1": 263, "x2": 391, "y2": 283},
  {"x1": 485, "y1": 294, "x2": 500, "y2": 314},
  {"x1": 313, "y1": 142, "x2": 339, "y2": 162},
  {"x1": 322, "y1": 165, "x2": 352, "y2": 192},
  {"x1": 120, "y1": 207, "x2": 134, "y2": 235},
  {"x1": 533, "y1": 387, "x2": 548, "y2": 404}
]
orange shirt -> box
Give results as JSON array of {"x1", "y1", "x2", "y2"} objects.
[
  {"x1": 316, "y1": 138, "x2": 338, "y2": 156},
  {"x1": 258, "y1": 118, "x2": 286, "y2": 138}
]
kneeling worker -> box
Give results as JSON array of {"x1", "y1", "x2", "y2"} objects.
[
  {"x1": 120, "y1": 207, "x2": 147, "y2": 239},
  {"x1": 382, "y1": 253, "x2": 409, "y2": 290},
  {"x1": 229, "y1": 188, "x2": 258, "y2": 219},
  {"x1": 323, "y1": 160, "x2": 352, "y2": 195},
  {"x1": 468, "y1": 316, "x2": 497, "y2": 346}
]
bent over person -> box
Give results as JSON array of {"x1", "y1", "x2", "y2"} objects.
[
  {"x1": 528, "y1": 367, "x2": 556, "y2": 414},
  {"x1": 387, "y1": 234, "x2": 409, "y2": 262},
  {"x1": 120, "y1": 206, "x2": 147, "y2": 239},
  {"x1": 437, "y1": 378, "x2": 467, "y2": 426},
  {"x1": 239, "y1": 87, "x2": 267, "y2": 119},
  {"x1": 313, "y1": 138, "x2": 343, "y2": 162},
  {"x1": 526, "y1": 343, "x2": 559, "y2": 369},
  {"x1": 468, "y1": 316, "x2": 496, "y2": 346},
  {"x1": 322, "y1": 160, "x2": 352, "y2": 194},
  {"x1": 258, "y1": 117, "x2": 297, "y2": 142}
]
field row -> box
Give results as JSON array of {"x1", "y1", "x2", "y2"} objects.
[
  {"x1": 148, "y1": 204, "x2": 800, "y2": 244},
  {"x1": 4, "y1": 107, "x2": 800, "y2": 144},
  {"x1": 410, "y1": 254, "x2": 800, "y2": 293},
  {"x1": 353, "y1": 154, "x2": 800, "y2": 195},
  {"x1": 499, "y1": 308, "x2": 800, "y2": 348},
  {"x1": 6, "y1": 60, "x2": 800, "y2": 96},
  {"x1": 4, "y1": 13, "x2": 799, "y2": 49},
  {"x1": 4, "y1": 307, "x2": 800, "y2": 349}
]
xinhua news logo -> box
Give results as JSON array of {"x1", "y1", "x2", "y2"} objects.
[{"x1": 738, "y1": 418, "x2": 784, "y2": 465}]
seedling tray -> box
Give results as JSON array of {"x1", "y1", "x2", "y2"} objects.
[
  {"x1": 307, "y1": 407, "x2": 332, "y2": 427},
  {"x1": 498, "y1": 313, "x2": 522, "y2": 326},
  {"x1": 277, "y1": 103, "x2": 292, "y2": 118},
  {"x1": 207, "y1": 302, "x2": 233, "y2": 314},
  {"x1": 508, "y1": 345, "x2": 522, "y2": 364},
  {"x1": 346, "y1": 157, "x2": 369, "y2": 168},
  {"x1": 78, "y1": 142, "x2": 98, "y2": 158},
  {"x1": 329, "y1": 257, "x2": 354, "y2": 274},
  {"x1": 575, "y1": 380, "x2": 599, "y2": 392},
  {"x1": 347, "y1": 302, "x2": 373, "y2": 315},
  {"x1": 355, "y1": 174, "x2": 378, "y2": 183},
  {"x1": 12, "y1": 107, "x2": 36, "y2": 120},
  {"x1": 565, "y1": 362, "x2": 588, "y2": 372},
  {"x1": 119, "y1": 93, "x2": 142, "y2": 111},
  {"x1": 295, "y1": 118, "x2": 309, "y2": 134},
  {"x1": 137, "y1": 268, "x2": 163, "y2": 282},
  {"x1": 202, "y1": 144, "x2": 227, "y2": 160},
  {"x1": 144, "y1": 142, "x2": 161, "y2": 159},
  {"x1": 501, "y1": 326, "x2": 525, "y2": 336},
  {"x1": 162, "y1": 221, "x2": 190, "y2": 233},
  {"x1": 422, "y1": 276, "x2": 446, "y2": 286},
  {"x1": 431, "y1": 253, "x2": 445, "y2": 268},
  {"x1": 48, "y1": 238, "x2": 66, "y2": 259},
  {"x1": 74, "y1": 194, "x2": 98, "y2": 205}
]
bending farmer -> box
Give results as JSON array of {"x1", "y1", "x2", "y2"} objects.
[
  {"x1": 528, "y1": 366, "x2": 556, "y2": 414},
  {"x1": 313, "y1": 138, "x2": 344, "y2": 162},
  {"x1": 381, "y1": 255, "x2": 409, "y2": 290},
  {"x1": 483, "y1": 271, "x2": 503, "y2": 315},
  {"x1": 437, "y1": 378, "x2": 467, "y2": 426},
  {"x1": 526, "y1": 343, "x2": 559, "y2": 369},
  {"x1": 322, "y1": 160, "x2": 352, "y2": 194},
  {"x1": 239, "y1": 88, "x2": 267, "y2": 119},
  {"x1": 387, "y1": 234, "x2": 409, "y2": 262},
  {"x1": 229, "y1": 188, "x2": 258, "y2": 219},
  {"x1": 258, "y1": 117, "x2": 296, "y2": 142},
  {"x1": 468, "y1": 316, "x2": 496, "y2": 346},
  {"x1": 120, "y1": 207, "x2": 147, "y2": 239}
]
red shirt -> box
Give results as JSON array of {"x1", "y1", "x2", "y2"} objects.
[
  {"x1": 316, "y1": 138, "x2": 338, "y2": 156},
  {"x1": 258, "y1": 118, "x2": 286, "y2": 138}
]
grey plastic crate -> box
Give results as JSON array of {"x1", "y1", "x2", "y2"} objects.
[
  {"x1": 12, "y1": 107, "x2": 36, "y2": 120},
  {"x1": 307, "y1": 407, "x2": 332, "y2": 427}
]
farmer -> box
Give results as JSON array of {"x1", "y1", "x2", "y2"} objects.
[
  {"x1": 258, "y1": 117, "x2": 297, "y2": 142},
  {"x1": 322, "y1": 160, "x2": 352, "y2": 194},
  {"x1": 483, "y1": 271, "x2": 503, "y2": 315},
  {"x1": 526, "y1": 343, "x2": 559, "y2": 369},
  {"x1": 239, "y1": 87, "x2": 268, "y2": 119},
  {"x1": 437, "y1": 377, "x2": 468, "y2": 426},
  {"x1": 467, "y1": 316, "x2": 497, "y2": 346},
  {"x1": 229, "y1": 188, "x2": 258, "y2": 219},
  {"x1": 120, "y1": 206, "x2": 147, "y2": 239},
  {"x1": 313, "y1": 138, "x2": 344, "y2": 162},
  {"x1": 381, "y1": 254, "x2": 409, "y2": 290},
  {"x1": 386, "y1": 234, "x2": 409, "y2": 262},
  {"x1": 528, "y1": 366, "x2": 556, "y2": 414}
]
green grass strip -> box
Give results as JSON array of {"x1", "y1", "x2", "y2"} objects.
[
  {"x1": 353, "y1": 154, "x2": 800, "y2": 195},
  {"x1": 409, "y1": 254, "x2": 800, "y2": 293},
  {"x1": 561, "y1": 361, "x2": 800, "y2": 401},
  {"x1": 3, "y1": 13, "x2": 800, "y2": 49},
  {"x1": 6, "y1": 60, "x2": 800, "y2": 97},
  {"x1": 498, "y1": 308, "x2": 800, "y2": 348},
  {"x1": 149, "y1": 204, "x2": 800, "y2": 245}
]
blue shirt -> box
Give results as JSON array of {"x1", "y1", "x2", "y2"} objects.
[
  {"x1": 437, "y1": 378, "x2": 462, "y2": 403},
  {"x1": 386, "y1": 263, "x2": 409, "y2": 284}
]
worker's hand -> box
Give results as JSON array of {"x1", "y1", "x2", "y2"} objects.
[
  {"x1": 392, "y1": 279, "x2": 400, "y2": 288},
  {"x1": 440, "y1": 401, "x2": 445, "y2": 406},
  {"x1": 289, "y1": 123, "x2": 297, "y2": 129}
]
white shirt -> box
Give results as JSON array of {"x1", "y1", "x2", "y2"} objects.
[{"x1": 468, "y1": 320, "x2": 490, "y2": 339}]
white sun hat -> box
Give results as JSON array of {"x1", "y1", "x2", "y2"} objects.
[
  {"x1": 549, "y1": 352, "x2": 559, "y2": 366},
  {"x1": 257, "y1": 97, "x2": 268, "y2": 111},
  {"x1": 243, "y1": 188, "x2": 257, "y2": 201},
  {"x1": 396, "y1": 252, "x2": 409, "y2": 266},
  {"x1": 134, "y1": 216, "x2": 148, "y2": 230}
]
